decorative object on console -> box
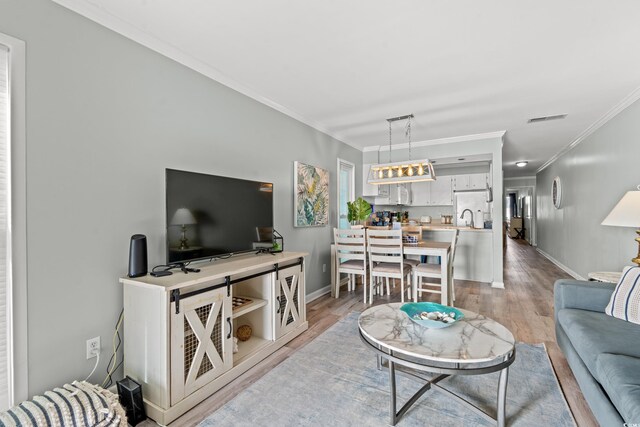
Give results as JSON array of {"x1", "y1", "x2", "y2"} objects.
[
  {"x1": 272, "y1": 229, "x2": 284, "y2": 252},
  {"x1": 128, "y1": 234, "x2": 148, "y2": 278},
  {"x1": 294, "y1": 161, "x2": 329, "y2": 227},
  {"x1": 236, "y1": 324, "x2": 252, "y2": 341},
  {"x1": 602, "y1": 185, "x2": 640, "y2": 266},
  {"x1": 552, "y1": 176, "x2": 562, "y2": 209},
  {"x1": 367, "y1": 114, "x2": 436, "y2": 185},
  {"x1": 170, "y1": 207, "x2": 197, "y2": 250}
]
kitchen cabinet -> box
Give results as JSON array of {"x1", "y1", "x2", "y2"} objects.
[
  {"x1": 362, "y1": 163, "x2": 378, "y2": 197},
  {"x1": 453, "y1": 173, "x2": 488, "y2": 191},
  {"x1": 409, "y1": 177, "x2": 452, "y2": 206},
  {"x1": 374, "y1": 184, "x2": 390, "y2": 204},
  {"x1": 274, "y1": 265, "x2": 305, "y2": 339},
  {"x1": 410, "y1": 181, "x2": 430, "y2": 206},
  {"x1": 429, "y1": 176, "x2": 453, "y2": 205}
]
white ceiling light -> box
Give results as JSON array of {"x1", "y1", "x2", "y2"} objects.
[
  {"x1": 515, "y1": 161, "x2": 528, "y2": 167},
  {"x1": 367, "y1": 114, "x2": 436, "y2": 185}
]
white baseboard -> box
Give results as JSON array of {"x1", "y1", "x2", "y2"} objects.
[
  {"x1": 306, "y1": 278, "x2": 349, "y2": 303},
  {"x1": 491, "y1": 281, "x2": 505, "y2": 289},
  {"x1": 306, "y1": 285, "x2": 331, "y2": 303},
  {"x1": 536, "y1": 248, "x2": 586, "y2": 280}
]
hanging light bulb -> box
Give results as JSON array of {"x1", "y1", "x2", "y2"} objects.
[
  {"x1": 407, "y1": 166, "x2": 414, "y2": 176},
  {"x1": 378, "y1": 168, "x2": 383, "y2": 179},
  {"x1": 418, "y1": 164, "x2": 424, "y2": 175},
  {"x1": 387, "y1": 168, "x2": 393, "y2": 178},
  {"x1": 398, "y1": 166, "x2": 403, "y2": 177}
]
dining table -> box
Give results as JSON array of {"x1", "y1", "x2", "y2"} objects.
[{"x1": 331, "y1": 240, "x2": 452, "y2": 304}]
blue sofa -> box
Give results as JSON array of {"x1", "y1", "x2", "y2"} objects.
[{"x1": 555, "y1": 279, "x2": 640, "y2": 426}]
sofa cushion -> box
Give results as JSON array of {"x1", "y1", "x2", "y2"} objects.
[
  {"x1": 605, "y1": 266, "x2": 640, "y2": 324},
  {"x1": 596, "y1": 353, "x2": 640, "y2": 423},
  {"x1": 557, "y1": 308, "x2": 640, "y2": 381}
]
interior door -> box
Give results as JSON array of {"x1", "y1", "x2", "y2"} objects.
[
  {"x1": 337, "y1": 159, "x2": 355, "y2": 229},
  {"x1": 170, "y1": 287, "x2": 232, "y2": 404}
]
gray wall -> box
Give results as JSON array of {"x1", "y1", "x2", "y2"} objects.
[
  {"x1": 537, "y1": 98, "x2": 640, "y2": 277},
  {"x1": 1, "y1": 0, "x2": 361, "y2": 396}
]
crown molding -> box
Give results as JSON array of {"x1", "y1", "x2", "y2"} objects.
[
  {"x1": 50, "y1": 0, "x2": 364, "y2": 152},
  {"x1": 362, "y1": 130, "x2": 506, "y2": 152},
  {"x1": 537, "y1": 85, "x2": 640, "y2": 173},
  {"x1": 504, "y1": 176, "x2": 536, "y2": 181}
]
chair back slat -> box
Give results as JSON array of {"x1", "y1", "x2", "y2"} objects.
[
  {"x1": 334, "y1": 228, "x2": 367, "y2": 267},
  {"x1": 366, "y1": 229, "x2": 404, "y2": 265}
]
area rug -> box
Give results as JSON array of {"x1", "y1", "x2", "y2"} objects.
[{"x1": 198, "y1": 313, "x2": 575, "y2": 426}]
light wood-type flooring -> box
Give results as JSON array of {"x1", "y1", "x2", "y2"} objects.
[{"x1": 145, "y1": 238, "x2": 597, "y2": 427}]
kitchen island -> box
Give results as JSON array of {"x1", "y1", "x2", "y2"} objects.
[{"x1": 402, "y1": 223, "x2": 493, "y2": 283}]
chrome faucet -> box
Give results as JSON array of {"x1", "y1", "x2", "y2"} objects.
[{"x1": 460, "y1": 209, "x2": 474, "y2": 228}]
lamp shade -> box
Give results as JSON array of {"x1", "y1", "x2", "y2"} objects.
[
  {"x1": 170, "y1": 208, "x2": 196, "y2": 226},
  {"x1": 602, "y1": 190, "x2": 640, "y2": 227}
]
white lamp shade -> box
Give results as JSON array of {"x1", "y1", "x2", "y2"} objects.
[
  {"x1": 602, "y1": 190, "x2": 640, "y2": 227},
  {"x1": 171, "y1": 208, "x2": 197, "y2": 225}
]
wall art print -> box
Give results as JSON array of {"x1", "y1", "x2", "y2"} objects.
[{"x1": 294, "y1": 161, "x2": 329, "y2": 227}]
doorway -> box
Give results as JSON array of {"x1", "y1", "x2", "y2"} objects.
[{"x1": 337, "y1": 159, "x2": 355, "y2": 229}]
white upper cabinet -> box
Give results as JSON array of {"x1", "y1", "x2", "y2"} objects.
[
  {"x1": 452, "y1": 173, "x2": 488, "y2": 191},
  {"x1": 409, "y1": 177, "x2": 452, "y2": 206},
  {"x1": 362, "y1": 163, "x2": 379, "y2": 197},
  {"x1": 430, "y1": 176, "x2": 453, "y2": 205},
  {"x1": 410, "y1": 181, "x2": 430, "y2": 206}
]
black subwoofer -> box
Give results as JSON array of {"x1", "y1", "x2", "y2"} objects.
[{"x1": 128, "y1": 234, "x2": 148, "y2": 278}]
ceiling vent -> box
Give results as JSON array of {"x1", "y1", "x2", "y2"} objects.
[{"x1": 528, "y1": 114, "x2": 567, "y2": 123}]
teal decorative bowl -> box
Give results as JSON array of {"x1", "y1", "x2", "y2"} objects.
[{"x1": 400, "y1": 302, "x2": 464, "y2": 329}]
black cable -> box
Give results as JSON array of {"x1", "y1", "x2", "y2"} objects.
[{"x1": 102, "y1": 308, "x2": 124, "y2": 388}]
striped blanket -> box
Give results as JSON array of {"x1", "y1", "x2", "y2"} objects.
[{"x1": 0, "y1": 381, "x2": 127, "y2": 427}]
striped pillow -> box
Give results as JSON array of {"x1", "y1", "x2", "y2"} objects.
[
  {"x1": 0, "y1": 381, "x2": 127, "y2": 426},
  {"x1": 606, "y1": 266, "x2": 640, "y2": 324}
]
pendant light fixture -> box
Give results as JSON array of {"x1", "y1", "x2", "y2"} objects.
[{"x1": 367, "y1": 114, "x2": 436, "y2": 185}]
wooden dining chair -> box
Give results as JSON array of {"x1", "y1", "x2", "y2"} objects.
[
  {"x1": 413, "y1": 229, "x2": 459, "y2": 305},
  {"x1": 333, "y1": 228, "x2": 368, "y2": 302},
  {"x1": 366, "y1": 229, "x2": 413, "y2": 304},
  {"x1": 402, "y1": 225, "x2": 423, "y2": 268}
]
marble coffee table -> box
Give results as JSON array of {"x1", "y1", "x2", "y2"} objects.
[{"x1": 358, "y1": 303, "x2": 516, "y2": 426}]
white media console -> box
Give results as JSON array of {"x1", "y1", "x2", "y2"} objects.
[{"x1": 120, "y1": 251, "x2": 308, "y2": 425}]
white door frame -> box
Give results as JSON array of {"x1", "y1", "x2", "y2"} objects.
[
  {"x1": 0, "y1": 32, "x2": 28, "y2": 406},
  {"x1": 336, "y1": 159, "x2": 355, "y2": 227},
  {"x1": 505, "y1": 185, "x2": 537, "y2": 246}
]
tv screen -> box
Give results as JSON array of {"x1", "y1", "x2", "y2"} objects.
[{"x1": 166, "y1": 169, "x2": 274, "y2": 264}]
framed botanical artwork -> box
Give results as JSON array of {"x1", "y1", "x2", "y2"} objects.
[
  {"x1": 294, "y1": 161, "x2": 329, "y2": 227},
  {"x1": 552, "y1": 176, "x2": 562, "y2": 209}
]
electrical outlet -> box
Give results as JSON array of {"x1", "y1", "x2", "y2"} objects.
[
  {"x1": 86, "y1": 336, "x2": 100, "y2": 359},
  {"x1": 322, "y1": 264, "x2": 326, "y2": 273}
]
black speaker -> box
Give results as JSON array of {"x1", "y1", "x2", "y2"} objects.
[
  {"x1": 128, "y1": 234, "x2": 148, "y2": 278},
  {"x1": 116, "y1": 376, "x2": 146, "y2": 425}
]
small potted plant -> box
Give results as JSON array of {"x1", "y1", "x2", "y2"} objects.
[{"x1": 347, "y1": 197, "x2": 373, "y2": 228}]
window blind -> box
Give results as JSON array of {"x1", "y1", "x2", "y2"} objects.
[{"x1": 0, "y1": 44, "x2": 11, "y2": 411}]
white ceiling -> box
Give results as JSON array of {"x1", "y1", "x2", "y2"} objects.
[{"x1": 53, "y1": 0, "x2": 640, "y2": 177}]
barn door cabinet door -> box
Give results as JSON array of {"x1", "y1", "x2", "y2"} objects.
[
  {"x1": 274, "y1": 265, "x2": 305, "y2": 339},
  {"x1": 170, "y1": 287, "x2": 233, "y2": 405}
]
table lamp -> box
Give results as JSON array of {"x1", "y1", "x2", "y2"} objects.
[
  {"x1": 171, "y1": 208, "x2": 197, "y2": 250},
  {"x1": 602, "y1": 185, "x2": 640, "y2": 266}
]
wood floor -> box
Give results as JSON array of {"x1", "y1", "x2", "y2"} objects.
[{"x1": 150, "y1": 238, "x2": 597, "y2": 427}]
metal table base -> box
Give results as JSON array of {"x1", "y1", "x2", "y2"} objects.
[{"x1": 361, "y1": 330, "x2": 516, "y2": 426}]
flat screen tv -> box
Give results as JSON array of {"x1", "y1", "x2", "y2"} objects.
[{"x1": 166, "y1": 169, "x2": 274, "y2": 264}]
